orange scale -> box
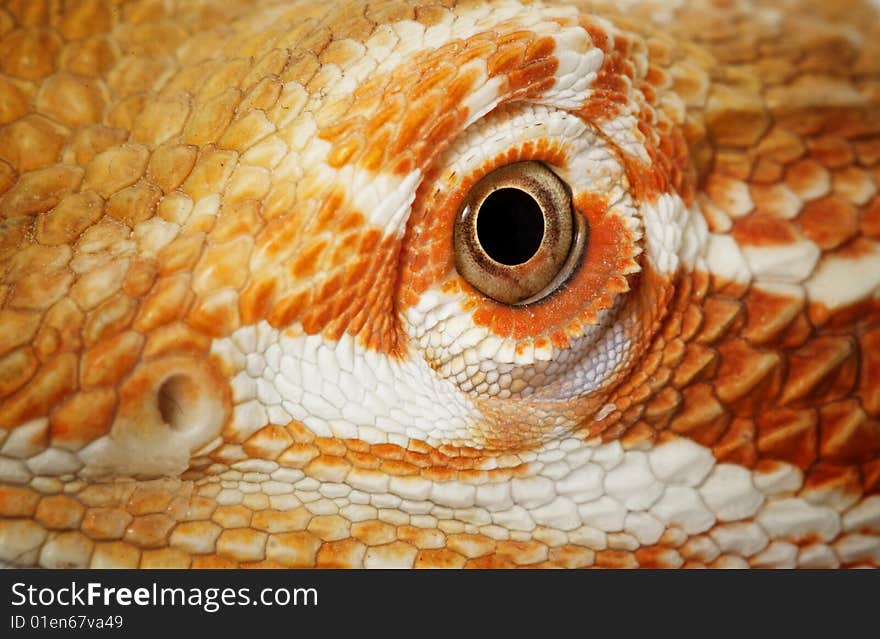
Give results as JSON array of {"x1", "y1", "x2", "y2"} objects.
[
  {"x1": 863, "y1": 196, "x2": 880, "y2": 239},
  {"x1": 322, "y1": 321, "x2": 346, "y2": 343},
  {"x1": 438, "y1": 67, "x2": 483, "y2": 115},
  {"x1": 428, "y1": 237, "x2": 452, "y2": 265},
  {"x1": 411, "y1": 62, "x2": 459, "y2": 97},
  {"x1": 607, "y1": 273, "x2": 633, "y2": 296},
  {"x1": 626, "y1": 157, "x2": 670, "y2": 202},
  {"x1": 535, "y1": 141, "x2": 570, "y2": 167},
  {"x1": 313, "y1": 191, "x2": 346, "y2": 233},
  {"x1": 481, "y1": 309, "x2": 511, "y2": 339},
  {"x1": 383, "y1": 65, "x2": 425, "y2": 101},
  {"x1": 289, "y1": 240, "x2": 327, "y2": 279},
  {"x1": 834, "y1": 236, "x2": 879, "y2": 259},
  {"x1": 331, "y1": 235, "x2": 363, "y2": 266},
  {"x1": 392, "y1": 98, "x2": 443, "y2": 157},
  {"x1": 344, "y1": 304, "x2": 370, "y2": 339},
  {"x1": 358, "y1": 228, "x2": 382, "y2": 253},
  {"x1": 349, "y1": 75, "x2": 388, "y2": 110},
  {"x1": 256, "y1": 218, "x2": 302, "y2": 263},
  {"x1": 862, "y1": 459, "x2": 880, "y2": 494},
  {"x1": 418, "y1": 37, "x2": 463, "y2": 62},
  {"x1": 640, "y1": 84, "x2": 657, "y2": 104},
  {"x1": 440, "y1": 279, "x2": 461, "y2": 296},
  {"x1": 732, "y1": 215, "x2": 800, "y2": 247},
  {"x1": 637, "y1": 117, "x2": 655, "y2": 138},
  {"x1": 317, "y1": 119, "x2": 355, "y2": 143},
  {"x1": 487, "y1": 41, "x2": 526, "y2": 77},
  {"x1": 508, "y1": 73, "x2": 556, "y2": 100},
  {"x1": 592, "y1": 65, "x2": 630, "y2": 100},
  {"x1": 581, "y1": 21, "x2": 610, "y2": 50},
  {"x1": 361, "y1": 94, "x2": 406, "y2": 136},
  {"x1": 342, "y1": 257, "x2": 370, "y2": 287},
  {"x1": 574, "y1": 191, "x2": 608, "y2": 225},
  {"x1": 550, "y1": 330, "x2": 570, "y2": 349},
  {"x1": 326, "y1": 133, "x2": 364, "y2": 169},
  {"x1": 317, "y1": 271, "x2": 345, "y2": 300},
  {"x1": 575, "y1": 306, "x2": 598, "y2": 327},
  {"x1": 391, "y1": 154, "x2": 416, "y2": 175},
  {"x1": 327, "y1": 289, "x2": 356, "y2": 323},
  {"x1": 564, "y1": 319, "x2": 584, "y2": 337},
  {"x1": 239, "y1": 276, "x2": 278, "y2": 325},
  {"x1": 422, "y1": 109, "x2": 468, "y2": 160},
  {"x1": 512, "y1": 314, "x2": 541, "y2": 341},
  {"x1": 406, "y1": 248, "x2": 430, "y2": 273},
  {"x1": 301, "y1": 303, "x2": 333, "y2": 335},
  {"x1": 493, "y1": 28, "x2": 535, "y2": 48},
  {"x1": 409, "y1": 272, "x2": 434, "y2": 297},
  {"x1": 360, "y1": 131, "x2": 391, "y2": 172},
  {"x1": 644, "y1": 65, "x2": 668, "y2": 88},
  {"x1": 524, "y1": 34, "x2": 557, "y2": 63},
  {"x1": 577, "y1": 94, "x2": 626, "y2": 123}
]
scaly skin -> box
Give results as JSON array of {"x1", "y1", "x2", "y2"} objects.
[{"x1": 0, "y1": 0, "x2": 878, "y2": 568}]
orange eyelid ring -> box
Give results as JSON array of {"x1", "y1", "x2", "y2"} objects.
[{"x1": 453, "y1": 161, "x2": 588, "y2": 305}]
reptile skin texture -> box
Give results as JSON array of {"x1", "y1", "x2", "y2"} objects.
[{"x1": 0, "y1": 0, "x2": 879, "y2": 569}]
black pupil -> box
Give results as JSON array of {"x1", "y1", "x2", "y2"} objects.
[{"x1": 476, "y1": 188, "x2": 545, "y2": 266}]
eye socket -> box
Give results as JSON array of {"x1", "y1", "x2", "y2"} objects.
[{"x1": 454, "y1": 161, "x2": 587, "y2": 305}]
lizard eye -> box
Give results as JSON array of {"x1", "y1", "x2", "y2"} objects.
[
  {"x1": 453, "y1": 161, "x2": 588, "y2": 305},
  {"x1": 398, "y1": 102, "x2": 655, "y2": 443}
]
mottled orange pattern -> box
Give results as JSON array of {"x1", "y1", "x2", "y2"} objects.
[{"x1": 0, "y1": 0, "x2": 878, "y2": 568}]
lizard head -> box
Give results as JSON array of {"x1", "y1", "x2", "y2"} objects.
[{"x1": 0, "y1": 0, "x2": 878, "y2": 568}]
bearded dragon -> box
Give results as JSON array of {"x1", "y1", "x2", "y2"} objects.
[{"x1": 0, "y1": 0, "x2": 878, "y2": 568}]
